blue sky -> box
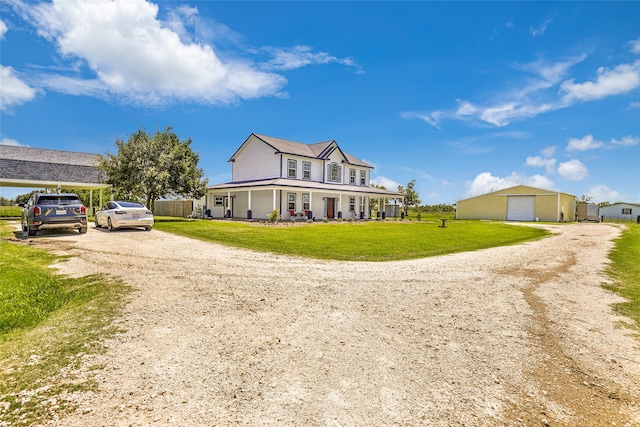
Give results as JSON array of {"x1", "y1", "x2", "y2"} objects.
[{"x1": 1, "y1": 0, "x2": 639, "y2": 204}]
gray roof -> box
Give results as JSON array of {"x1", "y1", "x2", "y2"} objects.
[
  {"x1": 209, "y1": 177, "x2": 403, "y2": 197},
  {"x1": 0, "y1": 145, "x2": 100, "y2": 166},
  {"x1": 232, "y1": 133, "x2": 373, "y2": 168}
]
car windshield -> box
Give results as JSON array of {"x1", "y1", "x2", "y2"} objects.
[
  {"x1": 117, "y1": 202, "x2": 145, "y2": 208},
  {"x1": 38, "y1": 196, "x2": 81, "y2": 205}
]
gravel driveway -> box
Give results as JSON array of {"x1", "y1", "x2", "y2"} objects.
[{"x1": 22, "y1": 222, "x2": 640, "y2": 426}]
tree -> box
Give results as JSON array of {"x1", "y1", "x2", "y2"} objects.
[
  {"x1": 97, "y1": 126, "x2": 208, "y2": 209},
  {"x1": 398, "y1": 179, "x2": 421, "y2": 213}
]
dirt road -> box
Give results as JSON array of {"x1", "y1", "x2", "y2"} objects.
[{"x1": 20, "y1": 222, "x2": 640, "y2": 426}]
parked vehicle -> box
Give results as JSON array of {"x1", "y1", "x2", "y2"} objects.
[
  {"x1": 95, "y1": 201, "x2": 154, "y2": 231},
  {"x1": 20, "y1": 193, "x2": 88, "y2": 236}
]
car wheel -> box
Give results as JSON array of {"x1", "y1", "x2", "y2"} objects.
[
  {"x1": 107, "y1": 218, "x2": 115, "y2": 231},
  {"x1": 27, "y1": 227, "x2": 37, "y2": 237},
  {"x1": 95, "y1": 218, "x2": 101, "y2": 228},
  {"x1": 22, "y1": 222, "x2": 27, "y2": 232},
  {"x1": 145, "y1": 226, "x2": 152, "y2": 231},
  {"x1": 79, "y1": 227, "x2": 88, "y2": 234}
]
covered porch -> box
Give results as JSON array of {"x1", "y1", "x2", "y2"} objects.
[{"x1": 205, "y1": 178, "x2": 404, "y2": 221}]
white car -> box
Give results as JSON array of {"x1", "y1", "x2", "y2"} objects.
[{"x1": 95, "y1": 201, "x2": 154, "y2": 231}]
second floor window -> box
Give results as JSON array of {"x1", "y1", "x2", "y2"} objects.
[
  {"x1": 328, "y1": 162, "x2": 341, "y2": 182},
  {"x1": 360, "y1": 170, "x2": 366, "y2": 185},
  {"x1": 288, "y1": 159, "x2": 297, "y2": 178},
  {"x1": 350, "y1": 169, "x2": 356, "y2": 184},
  {"x1": 303, "y1": 161, "x2": 311, "y2": 180}
]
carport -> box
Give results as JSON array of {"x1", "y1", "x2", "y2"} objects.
[{"x1": 0, "y1": 145, "x2": 110, "y2": 212}]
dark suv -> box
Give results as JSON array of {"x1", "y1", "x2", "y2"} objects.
[{"x1": 20, "y1": 193, "x2": 88, "y2": 236}]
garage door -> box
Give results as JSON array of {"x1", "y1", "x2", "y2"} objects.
[{"x1": 507, "y1": 196, "x2": 535, "y2": 221}]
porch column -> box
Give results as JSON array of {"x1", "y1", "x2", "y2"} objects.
[
  {"x1": 309, "y1": 191, "x2": 313, "y2": 219},
  {"x1": 227, "y1": 191, "x2": 231, "y2": 218},
  {"x1": 89, "y1": 190, "x2": 93, "y2": 214},
  {"x1": 272, "y1": 188, "x2": 277, "y2": 211},
  {"x1": 247, "y1": 190, "x2": 252, "y2": 219}
]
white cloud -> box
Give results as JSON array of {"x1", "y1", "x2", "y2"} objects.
[
  {"x1": 0, "y1": 66, "x2": 38, "y2": 112},
  {"x1": 566, "y1": 134, "x2": 604, "y2": 151},
  {"x1": 529, "y1": 19, "x2": 552, "y2": 37},
  {"x1": 14, "y1": 0, "x2": 293, "y2": 106},
  {"x1": 465, "y1": 172, "x2": 554, "y2": 198},
  {"x1": 560, "y1": 60, "x2": 640, "y2": 103},
  {"x1": 0, "y1": 20, "x2": 7, "y2": 39},
  {"x1": 610, "y1": 135, "x2": 640, "y2": 147},
  {"x1": 629, "y1": 101, "x2": 640, "y2": 110},
  {"x1": 541, "y1": 145, "x2": 556, "y2": 158},
  {"x1": 371, "y1": 176, "x2": 400, "y2": 190},
  {"x1": 587, "y1": 184, "x2": 622, "y2": 204},
  {"x1": 405, "y1": 55, "x2": 584, "y2": 127},
  {"x1": 525, "y1": 156, "x2": 556, "y2": 173},
  {"x1": 262, "y1": 45, "x2": 362, "y2": 73},
  {"x1": 557, "y1": 159, "x2": 588, "y2": 181},
  {"x1": 0, "y1": 137, "x2": 22, "y2": 146},
  {"x1": 630, "y1": 38, "x2": 640, "y2": 54}
]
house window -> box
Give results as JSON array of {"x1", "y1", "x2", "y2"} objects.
[
  {"x1": 302, "y1": 193, "x2": 310, "y2": 211},
  {"x1": 303, "y1": 161, "x2": 311, "y2": 180},
  {"x1": 288, "y1": 193, "x2": 296, "y2": 210},
  {"x1": 349, "y1": 169, "x2": 356, "y2": 184},
  {"x1": 622, "y1": 208, "x2": 632, "y2": 215},
  {"x1": 328, "y1": 162, "x2": 341, "y2": 182},
  {"x1": 349, "y1": 196, "x2": 356, "y2": 212},
  {"x1": 360, "y1": 170, "x2": 366, "y2": 185},
  {"x1": 359, "y1": 196, "x2": 366, "y2": 213},
  {"x1": 214, "y1": 196, "x2": 224, "y2": 206},
  {"x1": 288, "y1": 159, "x2": 297, "y2": 178}
]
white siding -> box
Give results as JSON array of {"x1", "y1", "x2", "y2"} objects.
[
  {"x1": 599, "y1": 203, "x2": 639, "y2": 221},
  {"x1": 232, "y1": 136, "x2": 280, "y2": 181}
]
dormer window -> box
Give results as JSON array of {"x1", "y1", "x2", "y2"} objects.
[
  {"x1": 288, "y1": 159, "x2": 297, "y2": 178},
  {"x1": 360, "y1": 170, "x2": 366, "y2": 185},
  {"x1": 327, "y1": 162, "x2": 341, "y2": 182}
]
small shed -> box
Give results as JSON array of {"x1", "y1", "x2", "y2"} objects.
[
  {"x1": 598, "y1": 202, "x2": 640, "y2": 221},
  {"x1": 456, "y1": 185, "x2": 576, "y2": 222}
]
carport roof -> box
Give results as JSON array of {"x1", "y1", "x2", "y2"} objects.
[{"x1": 0, "y1": 145, "x2": 110, "y2": 190}]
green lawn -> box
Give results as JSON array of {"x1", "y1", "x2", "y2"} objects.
[
  {"x1": 154, "y1": 218, "x2": 549, "y2": 261},
  {"x1": 0, "y1": 206, "x2": 22, "y2": 218},
  {"x1": 0, "y1": 221, "x2": 128, "y2": 426},
  {"x1": 604, "y1": 223, "x2": 640, "y2": 332}
]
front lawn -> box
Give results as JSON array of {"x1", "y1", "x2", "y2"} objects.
[{"x1": 154, "y1": 218, "x2": 549, "y2": 261}]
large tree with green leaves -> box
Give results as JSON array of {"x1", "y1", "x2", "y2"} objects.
[
  {"x1": 97, "y1": 126, "x2": 208, "y2": 209},
  {"x1": 398, "y1": 179, "x2": 421, "y2": 213}
]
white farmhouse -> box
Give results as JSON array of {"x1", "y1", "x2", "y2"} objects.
[
  {"x1": 205, "y1": 133, "x2": 404, "y2": 220},
  {"x1": 598, "y1": 202, "x2": 640, "y2": 222}
]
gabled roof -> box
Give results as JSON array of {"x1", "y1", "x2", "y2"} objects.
[
  {"x1": 229, "y1": 133, "x2": 373, "y2": 168},
  {"x1": 458, "y1": 185, "x2": 575, "y2": 202}
]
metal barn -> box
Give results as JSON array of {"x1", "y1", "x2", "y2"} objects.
[{"x1": 456, "y1": 185, "x2": 576, "y2": 222}]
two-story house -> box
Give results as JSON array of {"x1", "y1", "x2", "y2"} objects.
[{"x1": 205, "y1": 133, "x2": 404, "y2": 220}]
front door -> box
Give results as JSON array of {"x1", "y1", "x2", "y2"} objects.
[{"x1": 327, "y1": 198, "x2": 335, "y2": 219}]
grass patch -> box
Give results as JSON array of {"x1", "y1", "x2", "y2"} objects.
[
  {"x1": 604, "y1": 223, "x2": 640, "y2": 331},
  {"x1": 0, "y1": 206, "x2": 22, "y2": 218},
  {"x1": 154, "y1": 218, "x2": 549, "y2": 261},
  {"x1": 0, "y1": 221, "x2": 128, "y2": 426}
]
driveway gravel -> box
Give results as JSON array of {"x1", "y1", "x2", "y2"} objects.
[{"x1": 17, "y1": 222, "x2": 640, "y2": 426}]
